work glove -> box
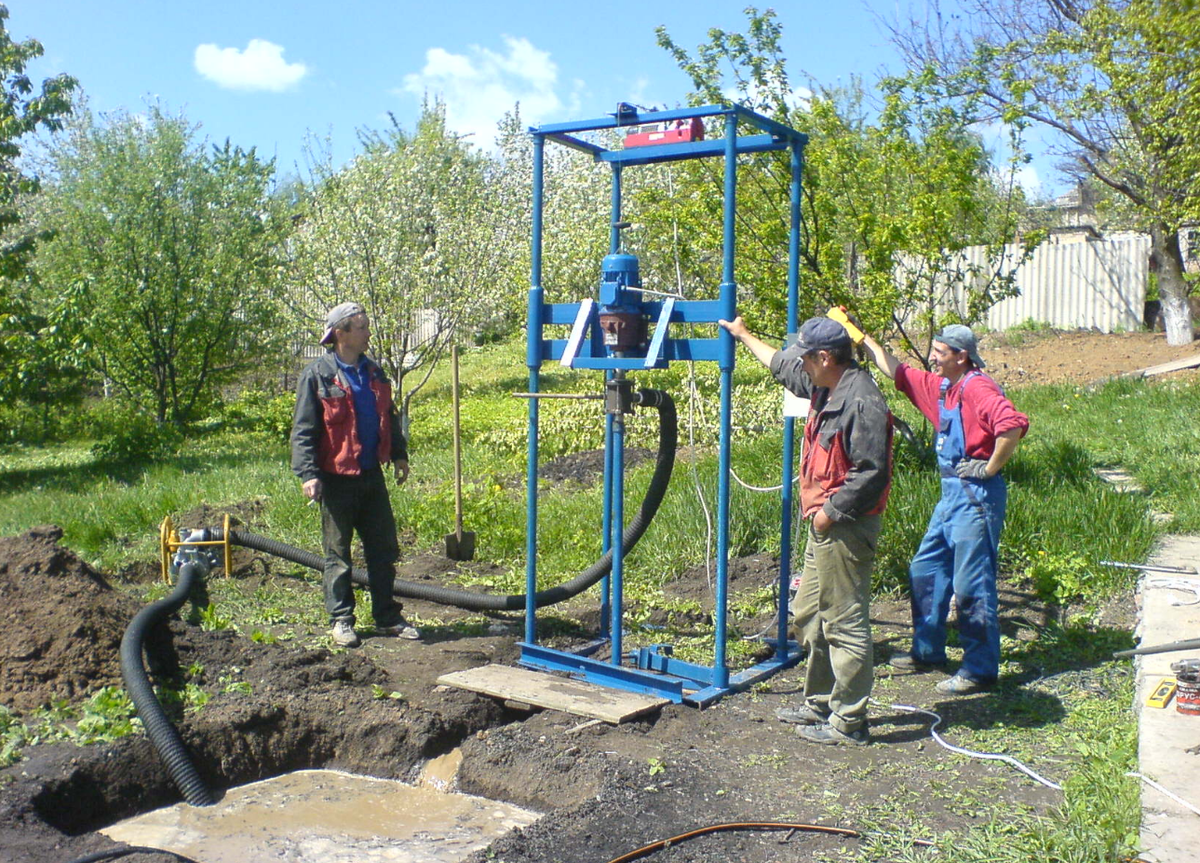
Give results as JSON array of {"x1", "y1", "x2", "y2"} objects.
[{"x1": 954, "y1": 458, "x2": 992, "y2": 480}]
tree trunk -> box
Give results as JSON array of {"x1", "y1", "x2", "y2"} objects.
[{"x1": 1151, "y1": 222, "x2": 1195, "y2": 346}]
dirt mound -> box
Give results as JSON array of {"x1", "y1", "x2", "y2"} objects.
[
  {"x1": 0, "y1": 526, "x2": 141, "y2": 713},
  {"x1": 979, "y1": 329, "x2": 1200, "y2": 388}
]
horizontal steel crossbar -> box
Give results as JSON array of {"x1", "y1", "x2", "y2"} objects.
[{"x1": 518, "y1": 642, "x2": 688, "y2": 702}]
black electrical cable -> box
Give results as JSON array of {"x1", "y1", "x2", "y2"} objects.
[
  {"x1": 214, "y1": 389, "x2": 677, "y2": 612},
  {"x1": 601, "y1": 820, "x2": 936, "y2": 863},
  {"x1": 62, "y1": 846, "x2": 202, "y2": 863},
  {"x1": 119, "y1": 560, "x2": 215, "y2": 807}
]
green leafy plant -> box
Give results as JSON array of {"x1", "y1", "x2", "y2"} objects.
[
  {"x1": 197, "y1": 603, "x2": 232, "y2": 632},
  {"x1": 371, "y1": 684, "x2": 406, "y2": 701},
  {"x1": 1022, "y1": 550, "x2": 1094, "y2": 607}
]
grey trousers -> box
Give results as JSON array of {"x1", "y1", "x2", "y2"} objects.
[
  {"x1": 793, "y1": 514, "x2": 881, "y2": 734},
  {"x1": 320, "y1": 467, "x2": 403, "y2": 627}
]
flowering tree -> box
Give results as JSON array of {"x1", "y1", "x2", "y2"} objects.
[{"x1": 290, "y1": 103, "x2": 520, "y2": 412}]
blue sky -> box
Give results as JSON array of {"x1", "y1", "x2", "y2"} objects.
[{"x1": 17, "y1": 0, "x2": 1057, "y2": 192}]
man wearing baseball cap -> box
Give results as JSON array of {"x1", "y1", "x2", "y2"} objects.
[
  {"x1": 720, "y1": 314, "x2": 893, "y2": 745},
  {"x1": 291, "y1": 301, "x2": 420, "y2": 647},
  {"x1": 859, "y1": 322, "x2": 1028, "y2": 695}
]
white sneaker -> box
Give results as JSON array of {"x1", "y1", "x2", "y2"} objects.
[
  {"x1": 331, "y1": 619, "x2": 360, "y2": 647},
  {"x1": 374, "y1": 617, "x2": 421, "y2": 640}
]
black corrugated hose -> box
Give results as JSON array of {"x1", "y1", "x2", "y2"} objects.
[
  {"x1": 213, "y1": 389, "x2": 677, "y2": 612},
  {"x1": 119, "y1": 559, "x2": 215, "y2": 807},
  {"x1": 62, "y1": 846, "x2": 202, "y2": 863}
]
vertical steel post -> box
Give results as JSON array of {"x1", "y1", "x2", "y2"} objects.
[
  {"x1": 777, "y1": 141, "x2": 803, "y2": 658},
  {"x1": 610, "y1": 164, "x2": 623, "y2": 253},
  {"x1": 714, "y1": 111, "x2": 738, "y2": 690},
  {"x1": 601, "y1": 164, "x2": 623, "y2": 637},
  {"x1": 524, "y1": 134, "x2": 546, "y2": 647},
  {"x1": 610, "y1": 411, "x2": 625, "y2": 666}
]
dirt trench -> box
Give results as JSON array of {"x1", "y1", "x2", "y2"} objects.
[{"x1": 2, "y1": 522, "x2": 1108, "y2": 863}]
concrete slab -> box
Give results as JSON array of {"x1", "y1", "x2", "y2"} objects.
[{"x1": 1134, "y1": 535, "x2": 1200, "y2": 863}]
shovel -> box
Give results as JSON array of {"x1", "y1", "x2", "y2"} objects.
[{"x1": 444, "y1": 345, "x2": 475, "y2": 560}]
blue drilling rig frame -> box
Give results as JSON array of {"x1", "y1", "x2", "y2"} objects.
[{"x1": 521, "y1": 103, "x2": 809, "y2": 706}]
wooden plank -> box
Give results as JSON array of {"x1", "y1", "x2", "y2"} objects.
[
  {"x1": 1135, "y1": 354, "x2": 1200, "y2": 378},
  {"x1": 437, "y1": 664, "x2": 668, "y2": 724}
]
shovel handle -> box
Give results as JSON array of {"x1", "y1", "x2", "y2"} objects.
[{"x1": 452, "y1": 345, "x2": 464, "y2": 537}]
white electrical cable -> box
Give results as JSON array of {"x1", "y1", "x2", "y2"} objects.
[
  {"x1": 1127, "y1": 771, "x2": 1200, "y2": 817},
  {"x1": 729, "y1": 467, "x2": 802, "y2": 493},
  {"x1": 888, "y1": 705, "x2": 1200, "y2": 819},
  {"x1": 1145, "y1": 578, "x2": 1200, "y2": 606},
  {"x1": 888, "y1": 702, "x2": 1064, "y2": 791}
]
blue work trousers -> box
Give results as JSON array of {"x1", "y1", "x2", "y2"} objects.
[{"x1": 908, "y1": 476, "x2": 1005, "y2": 682}]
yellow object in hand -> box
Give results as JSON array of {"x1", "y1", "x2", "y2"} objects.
[{"x1": 826, "y1": 306, "x2": 865, "y2": 345}]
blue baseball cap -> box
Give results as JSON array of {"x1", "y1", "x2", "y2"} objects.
[
  {"x1": 935, "y1": 324, "x2": 986, "y2": 369},
  {"x1": 796, "y1": 316, "x2": 852, "y2": 354}
]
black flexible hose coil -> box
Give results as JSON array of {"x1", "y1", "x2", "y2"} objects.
[
  {"x1": 215, "y1": 389, "x2": 677, "y2": 612},
  {"x1": 119, "y1": 560, "x2": 215, "y2": 806}
]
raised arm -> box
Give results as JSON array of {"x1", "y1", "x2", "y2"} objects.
[
  {"x1": 718, "y1": 316, "x2": 778, "y2": 369},
  {"x1": 859, "y1": 333, "x2": 901, "y2": 381}
]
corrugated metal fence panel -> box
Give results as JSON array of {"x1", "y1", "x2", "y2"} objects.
[
  {"x1": 903, "y1": 233, "x2": 1150, "y2": 333},
  {"x1": 984, "y1": 233, "x2": 1149, "y2": 333}
]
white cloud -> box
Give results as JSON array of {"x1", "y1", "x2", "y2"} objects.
[
  {"x1": 1012, "y1": 164, "x2": 1042, "y2": 195},
  {"x1": 400, "y1": 36, "x2": 575, "y2": 150},
  {"x1": 194, "y1": 39, "x2": 307, "y2": 92}
]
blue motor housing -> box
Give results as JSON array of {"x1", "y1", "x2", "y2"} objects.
[
  {"x1": 599, "y1": 254, "x2": 642, "y2": 307},
  {"x1": 598, "y1": 253, "x2": 645, "y2": 352}
]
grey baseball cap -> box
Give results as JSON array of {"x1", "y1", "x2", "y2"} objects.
[
  {"x1": 319, "y1": 302, "x2": 365, "y2": 345},
  {"x1": 935, "y1": 324, "x2": 986, "y2": 369}
]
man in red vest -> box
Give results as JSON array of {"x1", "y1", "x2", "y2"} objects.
[
  {"x1": 291, "y1": 302, "x2": 420, "y2": 647},
  {"x1": 721, "y1": 315, "x2": 893, "y2": 745}
]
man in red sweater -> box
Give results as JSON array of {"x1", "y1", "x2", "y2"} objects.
[{"x1": 860, "y1": 325, "x2": 1028, "y2": 695}]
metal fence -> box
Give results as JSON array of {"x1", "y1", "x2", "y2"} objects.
[{"x1": 919, "y1": 231, "x2": 1151, "y2": 333}]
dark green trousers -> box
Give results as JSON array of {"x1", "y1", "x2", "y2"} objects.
[{"x1": 320, "y1": 467, "x2": 403, "y2": 627}]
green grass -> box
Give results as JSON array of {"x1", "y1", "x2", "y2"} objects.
[{"x1": 4, "y1": 341, "x2": 1198, "y2": 861}]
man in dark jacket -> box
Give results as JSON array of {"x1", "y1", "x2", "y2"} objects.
[
  {"x1": 720, "y1": 315, "x2": 893, "y2": 745},
  {"x1": 291, "y1": 301, "x2": 420, "y2": 647}
]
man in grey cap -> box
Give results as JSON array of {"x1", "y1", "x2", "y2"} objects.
[
  {"x1": 291, "y1": 301, "x2": 420, "y2": 647},
  {"x1": 859, "y1": 323, "x2": 1028, "y2": 695},
  {"x1": 720, "y1": 313, "x2": 893, "y2": 745}
]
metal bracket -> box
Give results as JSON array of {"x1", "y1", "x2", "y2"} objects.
[
  {"x1": 561, "y1": 298, "x2": 595, "y2": 368},
  {"x1": 643, "y1": 297, "x2": 675, "y2": 369}
]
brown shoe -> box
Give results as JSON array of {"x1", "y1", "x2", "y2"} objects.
[
  {"x1": 797, "y1": 722, "x2": 870, "y2": 746},
  {"x1": 889, "y1": 651, "x2": 944, "y2": 672},
  {"x1": 775, "y1": 705, "x2": 830, "y2": 725}
]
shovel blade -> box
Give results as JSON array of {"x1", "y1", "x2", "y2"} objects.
[{"x1": 444, "y1": 530, "x2": 476, "y2": 561}]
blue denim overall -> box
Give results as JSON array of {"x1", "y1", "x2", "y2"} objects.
[{"x1": 908, "y1": 373, "x2": 1005, "y2": 683}]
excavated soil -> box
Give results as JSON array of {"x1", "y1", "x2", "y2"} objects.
[{"x1": 0, "y1": 329, "x2": 1191, "y2": 863}]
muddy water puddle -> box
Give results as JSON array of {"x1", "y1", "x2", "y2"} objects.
[{"x1": 100, "y1": 763, "x2": 540, "y2": 862}]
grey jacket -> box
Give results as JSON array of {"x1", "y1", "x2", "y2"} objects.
[{"x1": 770, "y1": 349, "x2": 893, "y2": 522}]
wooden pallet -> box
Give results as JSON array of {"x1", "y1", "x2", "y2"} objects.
[{"x1": 437, "y1": 664, "x2": 668, "y2": 724}]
